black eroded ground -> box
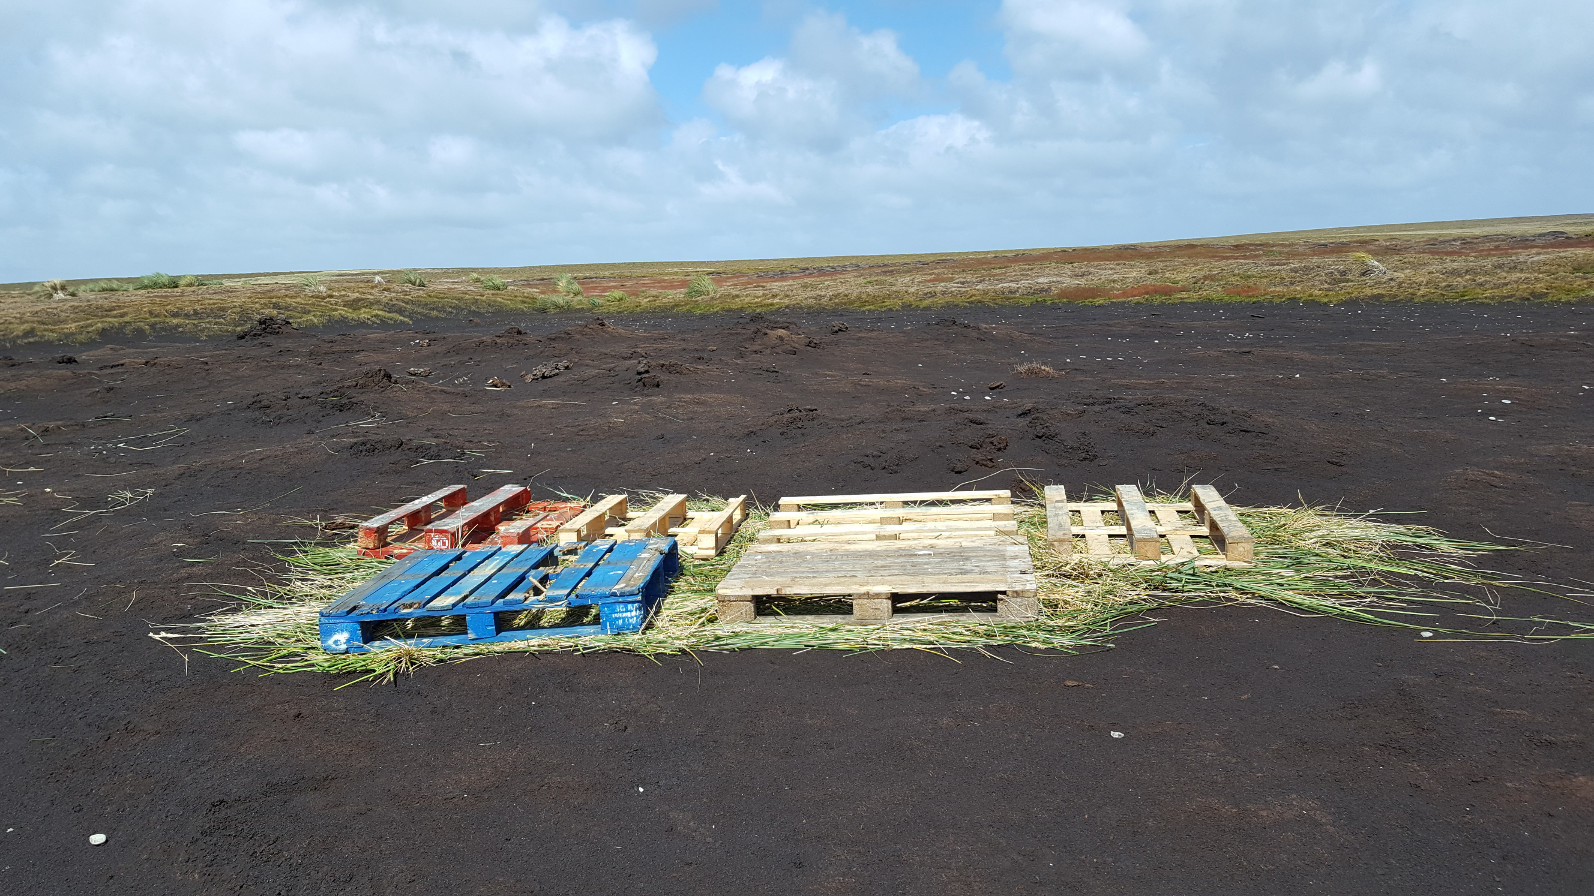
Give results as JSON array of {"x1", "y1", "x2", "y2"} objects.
[{"x1": 1, "y1": 302, "x2": 1591, "y2": 894}]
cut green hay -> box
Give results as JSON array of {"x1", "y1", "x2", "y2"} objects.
[{"x1": 181, "y1": 495, "x2": 1590, "y2": 684}]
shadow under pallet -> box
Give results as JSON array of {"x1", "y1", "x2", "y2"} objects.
[{"x1": 319, "y1": 538, "x2": 679, "y2": 653}]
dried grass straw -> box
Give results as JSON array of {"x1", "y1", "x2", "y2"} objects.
[{"x1": 185, "y1": 493, "x2": 1592, "y2": 685}]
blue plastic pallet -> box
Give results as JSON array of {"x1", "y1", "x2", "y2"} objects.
[{"x1": 319, "y1": 538, "x2": 679, "y2": 653}]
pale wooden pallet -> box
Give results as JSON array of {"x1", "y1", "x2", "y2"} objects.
[
  {"x1": 1043, "y1": 484, "x2": 1254, "y2": 567},
  {"x1": 555, "y1": 493, "x2": 747, "y2": 559},
  {"x1": 671, "y1": 496, "x2": 749, "y2": 560},
  {"x1": 763, "y1": 489, "x2": 1015, "y2": 545},
  {"x1": 719, "y1": 489, "x2": 1037, "y2": 624}
]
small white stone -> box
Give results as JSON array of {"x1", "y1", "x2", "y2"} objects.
[
  {"x1": 1110, "y1": 731, "x2": 1125, "y2": 739},
  {"x1": 637, "y1": 786, "x2": 644, "y2": 792},
  {"x1": 1420, "y1": 631, "x2": 1434, "y2": 638},
  {"x1": 88, "y1": 833, "x2": 107, "y2": 845}
]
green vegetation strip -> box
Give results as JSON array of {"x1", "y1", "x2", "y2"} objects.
[{"x1": 183, "y1": 496, "x2": 1591, "y2": 685}]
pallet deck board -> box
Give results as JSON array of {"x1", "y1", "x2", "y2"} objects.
[
  {"x1": 777, "y1": 489, "x2": 1011, "y2": 512},
  {"x1": 557, "y1": 495, "x2": 628, "y2": 544}
]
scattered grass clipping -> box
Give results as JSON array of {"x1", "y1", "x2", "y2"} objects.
[{"x1": 185, "y1": 495, "x2": 1590, "y2": 684}]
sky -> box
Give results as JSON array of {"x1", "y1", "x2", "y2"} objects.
[{"x1": 1, "y1": 0, "x2": 1591, "y2": 282}]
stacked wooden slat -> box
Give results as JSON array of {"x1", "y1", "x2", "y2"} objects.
[
  {"x1": 1044, "y1": 484, "x2": 1254, "y2": 566},
  {"x1": 717, "y1": 489, "x2": 1037, "y2": 625}
]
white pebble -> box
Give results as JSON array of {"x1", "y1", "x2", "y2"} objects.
[
  {"x1": 1110, "y1": 731, "x2": 1125, "y2": 739},
  {"x1": 88, "y1": 833, "x2": 107, "y2": 845},
  {"x1": 1420, "y1": 631, "x2": 1434, "y2": 638}
]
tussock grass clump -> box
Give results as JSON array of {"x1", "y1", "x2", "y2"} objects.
[
  {"x1": 134, "y1": 272, "x2": 182, "y2": 290},
  {"x1": 179, "y1": 494, "x2": 1590, "y2": 684},
  {"x1": 479, "y1": 275, "x2": 507, "y2": 291},
  {"x1": 399, "y1": 270, "x2": 426, "y2": 287},
  {"x1": 79, "y1": 280, "x2": 132, "y2": 294},
  {"x1": 554, "y1": 273, "x2": 583, "y2": 297},
  {"x1": 606, "y1": 289, "x2": 629, "y2": 302},
  {"x1": 536, "y1": 295, "x2": 573, "y2": 312},
  {"x1": 1014, "y1": 362, "x2": 1060, "y2": 378},
  {"x1": 297, "y1": 274, "x2": 326, "y2": 295},
  {"x1": 685, "y1": 273, "x2": 719, "y2": 300}
]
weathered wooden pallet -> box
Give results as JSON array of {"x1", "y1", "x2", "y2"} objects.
[
  {"x1": 1044, "y1": 484, "x2": 1254, "y2": 566},
  {"x1": 319, "y1": 538, "x2": 679, "y2": 653},
  {"x1": 718, "y1": 489, "x2": 1036, "y2": 624},
  {"x1": 356, "y1": 486, "x2": 585, "y2": 558}
]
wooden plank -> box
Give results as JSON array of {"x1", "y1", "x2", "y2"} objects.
[
  {"x1": 767, "y1": 505, "x2": 1013, "y2": 529},
  {"x1": 1115, "y1": 485, "x2": 1162, "y2": 560},
  {"x1": 357, "y1": 484, "x2": 469, "y2": 549},
  {"x1": 427, "y1": 547, "x2": 524, "y2": 611},
  {"x1": 1079, "y1": 505, "x2": 1111, "y2": 556},
  {"x1": 1190, "y1": 485, "x2": 1255, "y2": 562},
  {"x1": 621, "y1": 494, "x2": 687, "y2": 540},
  {"x1": 759, "y1": 519, "x2": 1019, "y2": 543},
  {"x1": 1153, "y1": 505, "x2": 1198, "y2": 557},
  {"x1": 743, "y1": 611, "x2": 1005, "y2": 625},
  {"x1": 557, "y1": 494, "x2": 628, "y2": 544},
  {"x1": 1043, "y1": 484, "x2": 1072, "y2": 553},
  {"x1": 746, "y1": 536, "x2": 1022, "y2": 554},
  {"x1": 1070, "y1": 501, "x2": 1197, "y2": 513},
  {"x1": 423, "y1": 485, "x2": 532, "y2": 549},
  {"x1": 777, "y1": 489, "x2": 1010, "y2": 511}
]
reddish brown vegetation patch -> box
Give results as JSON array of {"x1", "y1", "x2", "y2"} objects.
[
  {"x1": 1054, "y1": 286, "x2": 1110, "y2": 301},
  {"x1": 1112, "y1": 283, "x2": 1186, "y2": 299}
]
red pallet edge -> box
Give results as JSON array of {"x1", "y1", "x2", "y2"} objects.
[{"x1": 356, "y1": 484, "x2": 469, "y2": 551}]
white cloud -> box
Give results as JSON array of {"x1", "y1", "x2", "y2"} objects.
[
  {"x1": 703, "y1": 11, "x2": 918, "y2": 149},
  {"x1": 1000, "y1": 0, "x2": 1150, "y2": 72},
  {"x1": 1, "y1": 1, "x2": 1592, "y2": 282}
]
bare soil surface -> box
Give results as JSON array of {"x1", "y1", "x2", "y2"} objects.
[{"x1": 2, "y1": 302, "x2": 1592, "y2": 894}]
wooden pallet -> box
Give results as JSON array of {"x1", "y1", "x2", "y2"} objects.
[
  {"x1": 672, "y1": 496, "x2": 749, "y2": 559},
  {"x1": 717, "y1": 489, "x2": 1037, "y2": 624},
  {"x1": 319, "y1": 538, "x2": 679, "y2": 653},
  {"x1": 1044, "y1": 484, "x2": 1254, "y2": 566},
  {"x1": 554, "y1": 493, "x2": 747, "y2": 559},
  {"x1": 356, "y1": 485, "x2": 576, "y2": 558}
]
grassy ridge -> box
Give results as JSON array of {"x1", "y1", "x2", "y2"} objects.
[{"x1": 5, "y1": 214, "x2": 1592, "y2": 345}]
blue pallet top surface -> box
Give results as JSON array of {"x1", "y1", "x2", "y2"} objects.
[{"x1": 321, "y1": 538, "x2": 677, "y2": 622}]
